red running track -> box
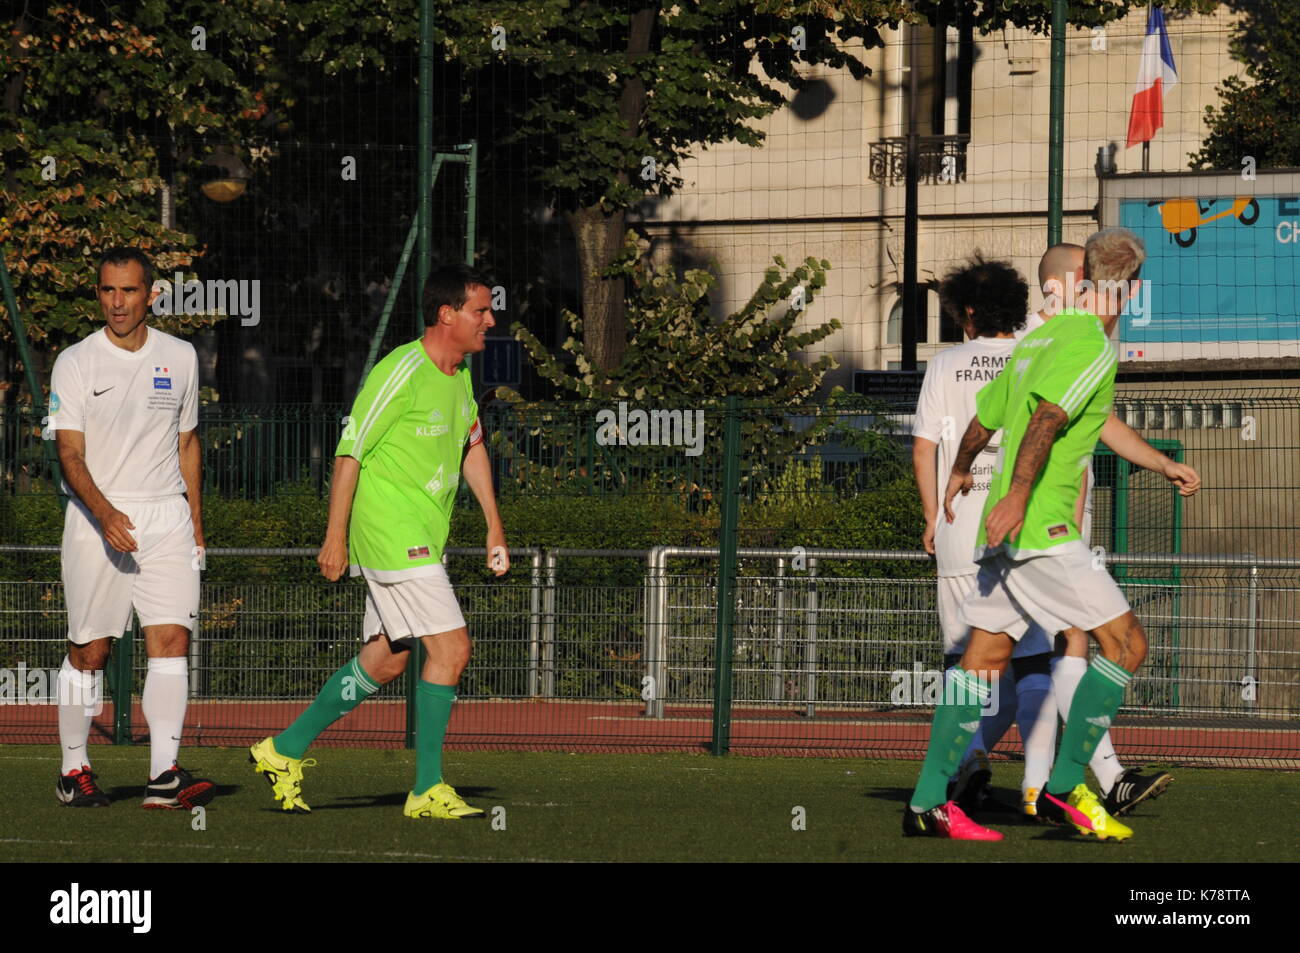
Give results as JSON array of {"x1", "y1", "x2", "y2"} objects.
[{"x1": 2, "y1": 699, "x2": 1296, "y2": 766}]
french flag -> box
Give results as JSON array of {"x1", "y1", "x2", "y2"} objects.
[{"x1": 1126, "y1": 6, "x2": 1178, "y2": 148}]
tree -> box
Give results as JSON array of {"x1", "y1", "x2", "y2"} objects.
[
  {"x1": 0, "y1": 1, "x2": 291, "y2": 403},
  {"x1": 1190, "y1": 0, "x2": 1300, "y2": 170},
  {"x1": 509, "y1": 232, "x2": 839, "y2": 403},
  {"x1": 492, "y1": 232, "x2": 852, "y2": 491},
  {"x1": 441, "y1": 1, "x2": 1217, "y2": 375}
]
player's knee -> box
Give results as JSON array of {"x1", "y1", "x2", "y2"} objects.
[
  {"x1": 1059, "y1": 627, "x2": 1088, "y2": 656},
  {"x1": 1123, "y1": 618, "x2": 1148, "y2": 670},
  {"x1": 68, "y1": 641, "x2": 110, "y2": 671},
  {"x1": 447, "y1": 638, "x2": 472, "y2": 677},
  {"x1": 1093, "y1": 615, "x2": 1147, "y2": 671},
  {"x1": 370, "y1": 654, "x2": 408, "y2": 685}
]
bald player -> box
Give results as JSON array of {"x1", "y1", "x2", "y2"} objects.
[{"x1": 949, "y1": 243, "x2": 1200, "y2": 819}]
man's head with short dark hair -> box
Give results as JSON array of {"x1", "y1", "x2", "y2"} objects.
[
  {"x1": 938, "y1": 253, "x2": 1028, "y2": 339},
  {"x1": 97, "y1": 247, "x2": 154, "y2": 290},
  {"x1": 422, "y1": 263, "x2": 493, "y2": 328},
  {"x1": 95, "y1": 247, "x2": 159, "y2": 342}
]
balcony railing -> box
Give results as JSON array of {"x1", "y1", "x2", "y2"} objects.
[{"x1": 868, "y1": 134, "x2": 970, "y2": 186}]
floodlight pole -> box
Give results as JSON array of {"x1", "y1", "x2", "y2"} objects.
[
  {"x1": 405, "y1": 0, "x2": 437, "y2": 749},
  {"x1": 416, "y1": 0, "x2": 434, "y2": 337},
  {"x1": 1047, "y1": 0, "x2": 1066, "y2": 246}
]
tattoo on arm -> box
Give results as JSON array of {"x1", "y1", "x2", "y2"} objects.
[
  {"x1": 1007, "y1": 402, "x2": 1069, "y2": 496},
  {"x1": 952, "y1": 417, "x2": 995, "y2": 473}
]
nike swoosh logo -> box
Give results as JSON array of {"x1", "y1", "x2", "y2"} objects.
[{"x1": 93, "y1": 387, "x2": 115, "y2": 396}]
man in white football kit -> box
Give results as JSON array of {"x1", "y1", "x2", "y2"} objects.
[
  {"x1": 913, "y1": 255, "x2": 1058, "y2": 815},
  {"x1": 48, "y1": 247, "x2": 215, "y2": 809}
]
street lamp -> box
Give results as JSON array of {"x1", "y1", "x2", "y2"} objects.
[{"x1": 199, "y1": 148, "x2": 251, "y2": 202}]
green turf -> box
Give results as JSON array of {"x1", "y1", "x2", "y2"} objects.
[{"x1": 4, "y1": 746, "x2": 1297, "y2": 862}]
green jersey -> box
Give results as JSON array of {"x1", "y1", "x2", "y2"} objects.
[
  {"x1": 974, "y1": 308, "x2": 1116, "y2": 558},
  {"x1": 336, "y1": 340, "x2": 477, "y2": 581}
]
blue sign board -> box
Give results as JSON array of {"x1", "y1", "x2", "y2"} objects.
[{"x1": 1118, "y1": 195, "x2": 1300, "y2": 360}]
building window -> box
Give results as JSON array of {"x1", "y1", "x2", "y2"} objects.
[
  {"x1": 887, "y1": 288, "x2": 938, "y2": 345},
  {"x1": 939, "y1": 306, "x2": 964, "y2": 343}
]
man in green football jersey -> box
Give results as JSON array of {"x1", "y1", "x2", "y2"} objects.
[
  {"x1": 250, "y1": 263, "x2": 507, "y2": 819},
  {"x1": 903, "y1": 227, "x2": 1149, "y2": 842}
]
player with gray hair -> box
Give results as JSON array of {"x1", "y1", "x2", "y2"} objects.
[{"x1": 904, "y1": 227, "x2": 1174, "y2": 841}]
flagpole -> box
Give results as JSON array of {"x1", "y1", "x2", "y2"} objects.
[{"x1": 1142, "y1": 140, "x2": 1150, "y2": 172}]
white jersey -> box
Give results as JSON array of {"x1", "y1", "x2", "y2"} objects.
[
  {"x1": 50, "y1": 326, "x2": 199, "y2": 502},
  {"x1": 912, "y1": 335, "x2": 1018, "y2": 576}
]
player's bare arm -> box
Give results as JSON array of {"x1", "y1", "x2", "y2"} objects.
[
  {"x1": 912, "y1": 437, "x2": 940, "y2": 554},
  {"x1": 1100, "y1": 413, "x2": 1201, "y2": 496},
  {"x1": 179, "y1": 428, "x2": 204, "y2": 553},
  {"x1": 318, "y1": 455, "x2": 361, "y2": 581},
  {"x1": 55, "y1": 428, "x2": 136, "y2": 552},
  {"x1": 984, "y1": 400, "x2": 1069, "y2": 547},
  {"x1": 461, "y1": 436, "x2": 509, "y2": 576},
  {"x1": 942, "y1": 416, "x2": 994, "y2": 523}
]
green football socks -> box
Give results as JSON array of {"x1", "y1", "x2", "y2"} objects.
[
  {"x1": 1047, "y1": 656, "x2": 1133, "y2": 794},
  {"x1": 275, "y1": 657, "x2": 379, "y2": 759},
  {"x1": 910, "y1": 667, "x2": 992, "y2": 813},
  {"x1": 414, "y1": 681, "x2": 457, "y2": 793}
]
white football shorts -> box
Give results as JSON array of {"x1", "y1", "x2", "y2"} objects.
[
  {"x1": 958, "y1": 540, "x2": 1132, "y2": 640},
  {"x1": 362, "y1": 564, "x2": 467, "y2": 641},
  {"x1": 61, "y1": 494, "x2": 200, "y2": 644},
  {"x1": 938, "y1": 573, "x2": 1053, "y2": 656}
]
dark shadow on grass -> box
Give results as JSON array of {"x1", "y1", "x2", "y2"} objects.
[
  {"x1": 312, "y1": 786, "x2": 496, "y2": 810},
  {"x1": 865, "y1": 785, "x2": 1046, "y2": 827},
  {"x1": 864, "y1": 785, "x2": 912, "y2": 804},
  {"x1": 106, "y1": 781, "x2": 239, "y2": 803}
]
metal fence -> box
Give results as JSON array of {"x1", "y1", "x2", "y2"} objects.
[{"x1": 1, "y1": 546, "x2": 1295, "y2": 766}]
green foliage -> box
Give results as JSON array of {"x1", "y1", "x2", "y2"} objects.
[
  {"x1": 1190, "y1": 0, "x2": 1300, "y2": 170},
  {"x1": 509, "y1": 233, "x2": 839, "y2": 404},
  {"x1": 1, "y1": 2, "x2": 295, "y2": 369},
  {"x1": 496, "y1": 234, "x2": 888, "y2": 495}
]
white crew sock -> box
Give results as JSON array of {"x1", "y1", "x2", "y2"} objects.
[
  {"x1": 57, "y1": 657, "x2": 99, "y2": 774},
  {"x1": 1052, "y1": 655, "x2": 1124, "y2": 793},
  {"x1": 143, "y1": 657, "x2": 189, "y2": 780},
  {"x1": 1016, "y1": 672, "x2": 1057, "y2": 794}
]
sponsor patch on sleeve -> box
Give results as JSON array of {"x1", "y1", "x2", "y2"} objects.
[{"x1": 1047, "y1": 524, "x2": 1070, "y2": 539}]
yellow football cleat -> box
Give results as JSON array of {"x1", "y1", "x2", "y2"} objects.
[
  {"x1": 403, "y1": 782, "x2": 485, "y2": 820},
  {"x1": 1042, "y1": 783, "x2": 1133, "y2": 841},
  {"x1": 1022, "y1": 787, "x2": 1040, "y2": 818},
  {"x1": 249, "y1": 736, "x2": 316, "y2": 813}
]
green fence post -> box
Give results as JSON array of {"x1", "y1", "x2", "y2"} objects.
[
  {"x1": 405, "y1": 644, "x2": 422, "y2": 750},
  {"x1": 711, "y1": 396, "x2": 742, "y2": 756},
  {"x1": 111, "y1": 622, "x2": 137, "y2": 745}
]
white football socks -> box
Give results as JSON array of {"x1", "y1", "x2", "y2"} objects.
[
  {"x1": 142, "y1": 656, "x2": 189, "y2": 780},
  {"x1": 57, "y1": 657, "x2": 99, "y2": 775},
  {"x1": 1016, "y1": 672, "x2": 1057, "y2": 794}
]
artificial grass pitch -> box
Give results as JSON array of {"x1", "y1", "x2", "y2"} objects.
[{"x1": 3, "y1": 746, "x2": 1296, "y2": 863}]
